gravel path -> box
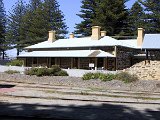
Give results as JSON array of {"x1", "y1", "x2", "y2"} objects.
[{"x1": 0, "y1": 73, "x2": 160, "y2": 92}]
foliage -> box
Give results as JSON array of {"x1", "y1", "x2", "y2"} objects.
[
  {"x1": 29, "y1": 0, "x2": 42, "y2": 11},
  {"x1": 6, "y1": 59, "x2": 24, "y2": 66},
  {"x1": 82, "y1": 72, "x2": 138, "y2": 83},
  {"x1": 139, "y1": 0, "x2": 160, "y2": 33},
  {"x1": 6, "y1": 0, "x2": 68, "y2": 54},
  {"x1": 36, "y1": 67, "x2": 49, "y2": 77},
  {"x1": 0, "y1": 0, "x2": 7, "y2": 59},
  {"x1": 25, "y1": 67, "x2": 38, "y2": 75},
  {"x1": 21, "y1": 0, "x2": 68, "y2": 47},
  {"x1": 43, "y1": 0, "x2": 68, "y2": 39},
  {"x1": 82, "y1": 72, "x2": 96, "y2": 80},
  {"x1": 54, "y1": 70, "x2": 69, "y2": 76},
  {"x1": 25, "y1": 66, "x2": 68, "y2": 77},
  {"x1": 4, "y1": 70, "x2": 20, "y2": 74},
  {"x1": 99, "y1": 73, "x2": 116, "y2": 81},
  {"x1": 128, "y1": 1, "x2": 145, "y2": 35},
  {"x1": 6, "y1": 0, "x2": 27, "y2": 56},
  {"x1": 74, "y1": 0, "x2": 97, "y2": 37},
  {"x1": 75, "y1": 0, "x2": 129, "y2": 36},
  {"x1": 47, "y1": 65, "x2": 61, "y2": 75},
  {"x1": 51, "y1": 65, "x2": 61, "y2": 72},
  {"x1": 93, "y1": 0, "x2": 129, "y2": 36},
  {"x1": 82, "y1": 72, "x2": 116, "y2": 81},
  {"x1": 116, "y1": 72, "x2": 138, "y2": 83}
]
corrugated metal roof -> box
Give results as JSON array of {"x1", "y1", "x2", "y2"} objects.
[
  {"x1": 142, "y1": 34, "x2": 160, "y2": 49},
  {"x1": 25, "y1": 36, "x2": 138, "y2": 49},
  {"x1": 18, "y1": 50, "x2": 115, "y2": 58},
  {"x1": 118, "y1": 39, "x2": 138, "y2": 48}
]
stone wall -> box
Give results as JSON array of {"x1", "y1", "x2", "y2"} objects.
[
  {"x1": 116, "y1": 47, "x2": 132, "y2": 70},
  {"x1": 125, "y1": 60, "x2": 160, "y2": 80},
  {"x1": 150, "y1": 51, "x2": 160, "y2": 60},
  {"x1": 107, "y1": 58, "x2": 115, "y2": 71}
]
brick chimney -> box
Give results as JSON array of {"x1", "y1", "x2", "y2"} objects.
[
  {"x1": 69, "y1": 33, "x2": 74, "y2": 39},
  {"x1": 101, "y1": 31, "x2": 106, "y2": 37},
  {"x1": 137, "y1": 28, "x2": 144, "y2": 47},
  {"x1": 91, "y1": 26, "x2": 101, "y2": 40},
  {"x1": 48, "y1": 30, "x2": 56, "y2": 43}
]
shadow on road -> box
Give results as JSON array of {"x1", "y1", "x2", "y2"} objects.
[
  {"x1": 0, "y1": 102, "x2": 159, "y2": 120},
  {"x1": 0, "y1": 84, "x2": 15, "y2": 88}
]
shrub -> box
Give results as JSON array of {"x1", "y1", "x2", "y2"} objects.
[
  {"x1": 36, "y1": 68, "x2": 49, "y2": 77},
  {"x1": 82, "y1": 72, "x2": 95, "y2": 80},
  {"x1": 25, "y1": 68, "x2": 38, "y2": 75},
  {"x1": 5, "y1": 70, "x2": 20, "y2": 74},
  {"x1": 82, "y1": 72, "x2": 116, "y2": 81},
  {"x1": 93, "y1": 72, "x2": 102, "y2": 79},
  {"x1": 51, "y1": 65, "x2": 61, "y2": 72},
  {"x1": 6, "y1": 59, "x2": 24, "y2": 66},
  {"x1": 99, "y1": 73, "x2": 116, "y2": 81},
  {"x1": 116, "y1": 72, "x2": 138, "y2": 83},
  {"x1": 54, "y1": 70, "x2": 69, "y2": 76},
  {"x1": 48, "y1": 65, "x2": 61, "y2": 76},
  {"x1": 25, "y1": 67, "x2": 69, "y2": 77}
]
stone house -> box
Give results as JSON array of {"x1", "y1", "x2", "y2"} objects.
[{"x1": 18, "y1": 26, "x2": 159, "y2": 70}]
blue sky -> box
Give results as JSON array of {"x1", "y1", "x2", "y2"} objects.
[{"x1": 4, "y1": 0, "x2": 137, "y2": 35}]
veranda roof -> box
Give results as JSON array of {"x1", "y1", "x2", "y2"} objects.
[{"x1": 18, "y1": 50, "x2": 115, "y2": 58}]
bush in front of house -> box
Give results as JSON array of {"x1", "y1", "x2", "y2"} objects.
[
  {"x1": 82, "y1": 72, "x2": 138, "y2": 83},
  {"x1": 48, "y1": 65, "x2": 62, "y2": 75},
  {"x1": 54, "y1": 70, "x2": 69, "y2": 76},
  {"x1": 82, "y1": 72, "x2": 95, "y2": 80},
  {"x1": 25, "y1": 68, "x2": 38, "y2": 75},
  {"x1": 5, "y1": 70, "x2": 20, "y2": 74},
  {"x1": 99, "y1": 73, "x2": 116, "y2": 81},
  {"x1": 116, "y1": 72, "x2": 138, "y2": 83},
  {"x1": 25, "y1": 66, "x2": 68, "y2": 77},
  {"x1": 51, "y1": 65, "x2": 61, "y2": 72},
  {"x1": 36, "y1": 68, "x2": 49, "y2": 77},
  {"x1": 82, "y1": 72, "x2": 115, "y2": 81},
  {"x1": 6, "y1": 59, "x2": 24, "y2": 66}
]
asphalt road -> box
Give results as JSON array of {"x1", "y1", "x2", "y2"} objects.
[{"x1": 0, "y1": 80, "x2": 160, "y2": 120}]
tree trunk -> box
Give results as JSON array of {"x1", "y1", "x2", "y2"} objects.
[
  {"x1": 17, "y1": 49, "x2": 19, "y2": 56},
  {"x1": 2, "y1": 50, "x2": 5, "y2": 60}
]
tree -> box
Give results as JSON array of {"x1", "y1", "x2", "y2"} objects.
[
  {"x1": 74, "y1": 0, "x2": 97, "y2": 37},
  {"x1": 22, "y1": 0, "x2": 68, "y2": 45},
  {"x1": 7, "y1": 0, "x2": 26, "y2": 56},
  {"x1": 29, "y1": 0, "x2": 42, "y2": 11},
  {"x1": 0, "y1": 0, "x2": 6, "y2": 59},
  {"x1": 93, "y1": 0, "x2": 129, "y2": 36},
  {"x1": 139, "y1": 0, "x2": 160, "y2": 33},
  {"x1": 75, "y1": 0, "x2": 129, "y2": 36},
  {"x1": 43, "y1": 0, "x2": 68, "y2": 39},
  {"x1": 128, "y1": 1, "x2": 145, "y2": 35}
]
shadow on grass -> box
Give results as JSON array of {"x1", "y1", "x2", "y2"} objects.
[{"x1": 0, "y1": 102, "x2": 159, "y2": 120}]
